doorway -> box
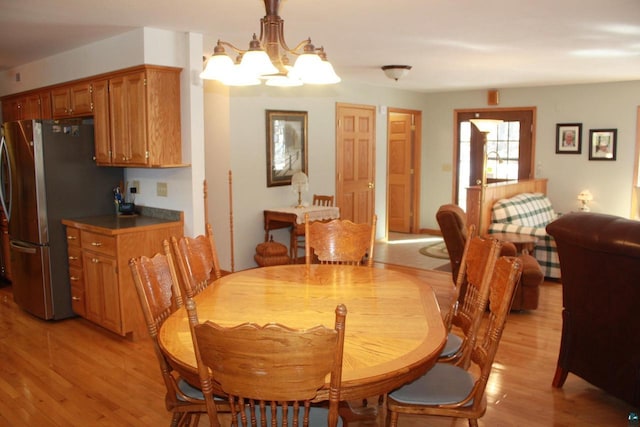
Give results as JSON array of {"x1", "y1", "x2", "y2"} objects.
[
  {"x1": 386, "y1": 108, "x2": 421, "y2": 235},
  {"x1": 454, "y1": 108, "x2": 536, "y2": 210},
  {"x1": 335, "y1": 103, "x2": 376, "y2": 224}
]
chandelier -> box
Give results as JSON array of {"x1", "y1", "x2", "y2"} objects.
[{"x1": 200, "y1": 0, "x2": 341, "y2": 87}]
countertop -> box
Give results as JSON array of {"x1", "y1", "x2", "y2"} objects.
[{"x1": 62, "y1": 207, "x2": 183, "y2": 235}]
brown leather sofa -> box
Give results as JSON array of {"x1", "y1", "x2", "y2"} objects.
[
  {"x1": 547, "y1": 212, "x2": 640, "y2": 408},
  {"x1": 436, "y1": 204, "x2": 543, "y2": 311}
]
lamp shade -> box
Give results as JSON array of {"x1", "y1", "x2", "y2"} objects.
[
  {"x1": 381, "y1": 65, "x2": 412, "y2": 81},
  {"x1": 291, "y1": 171, "x2": 309, "y2": 192},
  {"x1": 577, "y1": 190, "x2": 593, "y2": 201},
  {"x1": 200, "y1": 54, "x2": 234, "y2": 80}
]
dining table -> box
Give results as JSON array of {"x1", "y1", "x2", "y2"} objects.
[{"x1": 158, "y1": 263, "x2": 446, "y2": 401}]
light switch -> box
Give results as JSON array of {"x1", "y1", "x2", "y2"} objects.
[{"x1": 157, "y1": 182, "x2": 168, "y2": 197}]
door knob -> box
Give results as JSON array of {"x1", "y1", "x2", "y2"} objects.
[{"x1": 368, "y1": 182, "x2": 375, "y2": 189}]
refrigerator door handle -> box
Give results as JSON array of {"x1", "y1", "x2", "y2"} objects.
[
  {"x1": 10, "y1": 241, "x2": 37, "y2": 254},
  {"x1": 0, "y1": 134, "x2": 12, "y2": 222}
]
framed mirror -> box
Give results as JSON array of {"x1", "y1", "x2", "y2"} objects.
[{"x1": 266, "y1": 110, "x2": 308, "y2": 187}]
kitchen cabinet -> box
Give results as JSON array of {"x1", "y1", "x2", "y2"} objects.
[
  {"x1": 62, "y1": 215, "x2": 183, "y2": 339},
  {"x1": 1, "y1": 91, "x2": 52, "y2": 121},
  {"x1": 51, "y1": 82, "x2": 93, "y2": 118},
  {"x1": 65, "y1": 227, "x2": 84, "y2": 316},
  {"x1": 1, "y1": 98, "x2": 19, "y2": 122},
  {"x1": 1, "y1": 64, "x2": 184, "y2": 168},
  {"x1": 93, "y1": 65, "x2": 183, "y2": 167}
]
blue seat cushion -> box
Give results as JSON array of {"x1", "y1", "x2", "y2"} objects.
[
  {"x1": 438, "y1": 332, "x2": 462, "y2": 358},
  {"x1": 389, "y1": 363, "x2": 474, "y2": 406},
  {"x1": 177, "y1": 378, "x2": 204, "y2": 400}
]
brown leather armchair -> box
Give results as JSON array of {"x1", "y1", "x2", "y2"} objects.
[
  {"x1": 547, "y1": 212, "x2": 640, "y2": 408},
  {"x1": 436, "y1": 204, "x2": 543, "y2": 311}
]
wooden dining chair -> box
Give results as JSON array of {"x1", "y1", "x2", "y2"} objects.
[
  {"x1": 129, "y1": 241, "x2": 207, "y2": 427},
  {"x1": 185, "y1": 298, "x2": 347, "y2": 427},
  {"x1": 438, "y1": 230, "x2": 502, "y2": 368},
  {"x1": 386, "y1": 256, "x2": 523, "y2": 427},
  {"x1": 292, "y1": 194, "x2": 336, "y2": 262},
  {"x1": 171, "y1": 223, "x2": 222, "y2": 299},
  {"x1": 304, "y1": 213, "x2": 377, "y2": 267},
  {"x1": 312, "y1": 194, "x2": 335, "y2": 206}
]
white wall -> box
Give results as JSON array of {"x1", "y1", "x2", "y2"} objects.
[{"x1": 221, "y1": 83, "x2": 428, "y2": 271}]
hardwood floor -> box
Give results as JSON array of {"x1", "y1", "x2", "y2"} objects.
[{"x1": 0, "y1": 257, "x2": 635, "y2": 426}]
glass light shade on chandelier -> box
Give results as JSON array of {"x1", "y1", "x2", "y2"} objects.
[{"x1": 199, "y1": 0, "x2": 340, "y2": 87}]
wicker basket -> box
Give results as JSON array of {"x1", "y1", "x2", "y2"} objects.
[{"x1": 254, "y1": 236, "x2": 290, "y2": 266}]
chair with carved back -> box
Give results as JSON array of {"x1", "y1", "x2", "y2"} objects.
[
  {"x1": 436, "y1": 203, "x2": 543, "y2": 311},
  {"x1": 438, "y1": 231, "x2": 502, "y2": 367},
  {"x1": 171, "y1": 223, "x2": 222, "y2": 299},
  {"x1": 304, "y1": 213, "x2": 377, "y2": 267},
  {"x1": 185, "y1": 297, "x2": 347, "y2": 426},
  {"x1": 293, "y1": 194, "x2": 336, "y2": 262},
  {"x1": 386, "y1": 255, "x2": 523, "y2": 427},
  {"x1": 129, "y1": 241, "x2": 207, "y2": 426}
]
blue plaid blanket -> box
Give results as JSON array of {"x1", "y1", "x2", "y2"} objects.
[{"x1": 488, "y1": 193, "x2": 560, "y2": 278}]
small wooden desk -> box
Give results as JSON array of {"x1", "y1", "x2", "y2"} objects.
[
  {"x1": 158, "y1": 264, "x2": 446, "y2": 401},
  {"x1": 264, "y1": 206, "x2": 340, "y2": 260}
]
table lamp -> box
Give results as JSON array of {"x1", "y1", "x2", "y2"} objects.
[
  {"x1": 291, "y1": 171, "x2": 308, "y2": 208},
  {"x1": 577, "y1": 190, "x2": 593, "y2": 211}
]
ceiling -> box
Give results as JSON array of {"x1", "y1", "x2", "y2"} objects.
[{"x1": 2, "y1": 0, "x2": 639, "y2": 93}]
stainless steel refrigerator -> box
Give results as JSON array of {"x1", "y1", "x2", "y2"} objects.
[{"x1": 0, "y1": 120, "x2": 123, "y2": 320}]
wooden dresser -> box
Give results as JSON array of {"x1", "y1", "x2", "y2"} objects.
[{"x1": 62, "y1": 212, "x2": 183, "y2": 340}]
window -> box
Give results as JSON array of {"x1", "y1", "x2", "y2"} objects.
[{"x1": 454, "y1": 109, "x2": 535, "y2": 210}]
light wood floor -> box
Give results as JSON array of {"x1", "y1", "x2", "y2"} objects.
[{"x1": 0, "y1": 252, "x2": 635, "y2": 426}]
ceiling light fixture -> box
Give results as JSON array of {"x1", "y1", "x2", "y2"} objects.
[
  {"x1": 200, "y1": 0, "x2": 340, "y2": 87},
  {"x1": 381, "y1": 65, "x2": 412, "y2": 81}
]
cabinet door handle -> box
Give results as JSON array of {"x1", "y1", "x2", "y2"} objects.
[
  {"x1": 72, "y1": 296, "x2": 81, "y2": 301},
  {"x1": 91, "y1": 242, "x2": 103, "y2": 247},
  {"x1": 67, "y1": 236, "x2": 77, "y2": 241},
  {"x1": 70, "y1": 276, "x2": 80, "y2": 281},
  {"x1": 91, "y1": 258, "x2": 99, "y2": 263},
  {"x1": 68, "y1": 256, "x2": 79, "y2": 261}
]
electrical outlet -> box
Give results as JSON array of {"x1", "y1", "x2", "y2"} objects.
[
  {"x1": 131, "y1": 180, "x2": 140, "y2": 194},
  {"x1": 157, "y1": 182, "x2": 168, "y2": 197}
]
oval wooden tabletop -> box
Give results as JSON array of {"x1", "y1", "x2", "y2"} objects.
[{"x1": 159, "y1": 264, "x2": 446, "y2": 400}]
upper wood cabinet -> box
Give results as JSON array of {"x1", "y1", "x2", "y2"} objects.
[
  {"x1": 1, "y1": 90, "x2": 52, "y2": 121},
  {"x1": 92, "y1": 65, "x2": 183, "y2": 167},
  {"x1": 51, "y1": 82, "x2": 93, "y2": 118},
  {"x1": 1, "y1": 64, "x2": 183, "y2": 168}
]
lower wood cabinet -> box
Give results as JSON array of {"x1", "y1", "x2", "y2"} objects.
[{"x1": 63, "y1": 218, "x2": 183, "y2": 339}]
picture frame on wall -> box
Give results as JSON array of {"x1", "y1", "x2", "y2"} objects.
[
  {"x1": 266, "y1": 110, "x2": 309, "y2": 187},
  {"x1": 588, "y1": 128, "x2": 617, "y2": 161},
  {"x1": 555, "y1": 123, "x2": 582, "y2": 154}
]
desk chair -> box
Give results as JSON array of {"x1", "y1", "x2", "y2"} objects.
[
  {"x1": 185, "y1": 299, "x2": 347, "y2": 427},
  {"x1": 305, "y1": 213, "x2": 377, "y2": 267},
  {"x1": 312, "y1": 194, "x2": 334, "y2": 206},
  {"x1": 129, "y1": 241, "x2": 207, "y2": 426},
  {"x1": 386, "y1": 256, "x2": 523, "y2": 427},
  {"x1": 171, "y1": 223, "x2": 222, "y2": 299}
]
